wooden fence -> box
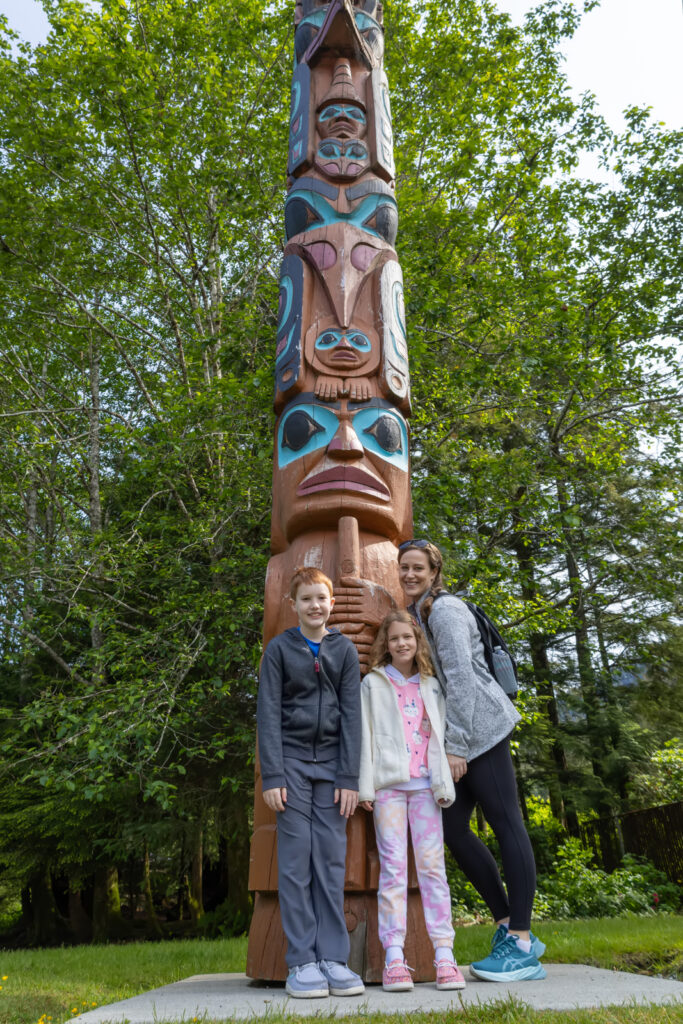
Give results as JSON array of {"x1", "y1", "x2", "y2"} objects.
[{"x1": 579, "y1": 800, "x2": 683, "y2": 883}]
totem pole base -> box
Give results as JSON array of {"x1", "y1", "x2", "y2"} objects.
[{"x1": 246, "y1": 890, "x2": 436, "y2": 983}]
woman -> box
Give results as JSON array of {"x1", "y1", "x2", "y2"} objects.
[{"x1": 397, "y1": 539, "x2": 546, "y2": 982}]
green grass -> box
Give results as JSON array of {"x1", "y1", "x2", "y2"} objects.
[
  {"x1": 157, "y1": 1009, "x2": 683, "y2": 1024},
  {"x1": 0, "y1": 917, "x2": 681, "y2": 1024},
  {"x1": 0, "y1": 938, "x2": 245, "y2": 1024}
]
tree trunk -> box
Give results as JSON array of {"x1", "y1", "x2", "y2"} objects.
[
  {"x1": 143, "y1": 838, "x2": 164, "y2": 938},
  {"x1": 67, "y1": 884, "x2": 93, "y2": 944},
  {"x1": 92, "y1": 866, "x2": 132, "y2": 942},
  {"x1": 188, "y1": 827, "x2": 204, "y2": 925},
  {"x1": 221, "y1": 803, "x2": 253, "y2": 928},
  {"x1": 27, "y1": 869, "x2": 68, "y2": 946},
  {"x1": 512, "y1": 750, "x2": 529, "y2": 823},
  {"x1": 555, "y1": 477, "x2": 615, "y2": 816},
  {"x1": 87, "y1": 333, "x2": 106, "y2": 681},
  {"x1": 510, "y1": 526, "x2": 578, "y2": 831}
]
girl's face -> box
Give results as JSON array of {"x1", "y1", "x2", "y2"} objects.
[
  {"x1": 398, "y1": 549, "x2": 437, "y2": 601},
  {"x1": 386, "y1": 619, "x2": 417, "y2": 672}
]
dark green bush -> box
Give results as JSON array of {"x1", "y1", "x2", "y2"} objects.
[
  {"x1": 197, "y1": 899, "x2": 250, "y2": 938},
  {"x1": 446, "y1": 832, "x2": 682, "y2": 921}
]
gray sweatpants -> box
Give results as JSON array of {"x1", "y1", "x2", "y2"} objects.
[{"x1": 277, "y1": 756, "x2": 349, "y2": 968}]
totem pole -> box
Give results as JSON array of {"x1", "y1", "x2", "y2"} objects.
[{"x1": 247, "y1": 1, "x2": 434, "y2": 982}]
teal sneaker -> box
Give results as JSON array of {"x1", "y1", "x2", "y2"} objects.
[
  {"x1": 470, "y1": 934, "x2": 546, "y2": 982},
  {"x1": 492, "y1": 924, "x2": 546, "y2": 959}
]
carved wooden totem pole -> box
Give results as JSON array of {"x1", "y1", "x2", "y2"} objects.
[{"x1": 247, "y1": 0, "x2": 434, "y2": 982}]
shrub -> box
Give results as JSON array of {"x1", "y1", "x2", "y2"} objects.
[
  {"x1": 533, "y1": 839, "x2": 682, "y2": 919},
  {"x1": 446, "y1": 829, "x2": 682, "y2": 921},
  {"x1": 197, "y1": 898, "x2": 250, "y2": 938}
]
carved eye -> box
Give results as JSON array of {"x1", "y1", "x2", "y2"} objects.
[
  {"x1": 285, "y1": 198, "x2": 321, "y2": 240},
  {"x1": 363, "y1": 415, "x2": 402, "y2": 454},
  {"x1": 319, "y1": 105, "x2": 340, "y2": 121},
  {"x1": 317, "y1": 332, "x2": 338, "y2": 349},
  {"x1": 319, "y1": 142, "x2": 340, "y2": 157},
  {"x1": 282, "y1": 410, "x2": 324, "y2": 452},
  {"x1": 347, "y1": 143, "x2": 367, "y2": 158},
  {"x1": 348, "y1": 332, "x2": 371, "y2": 351},
  {"x1": 363, "y1": 203, "x2": 398, "y2": 245}
]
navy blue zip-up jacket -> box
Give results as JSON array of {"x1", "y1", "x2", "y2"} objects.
[{"x1": 257, "y1": 627, "x2": 361, "y2": 793}]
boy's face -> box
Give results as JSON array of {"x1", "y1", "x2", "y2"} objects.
[{"x1": 290, "y1": 582, "x2": 335, "y2": 634}]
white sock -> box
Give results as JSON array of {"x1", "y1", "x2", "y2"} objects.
[
  {"x1": 515, "y1": 936, "x2": 532, "y2": 953},
  {"x1": 434, "y1": 946, "x2": 454, "y2": 963},
  {"x1": 499, "y1": 922, "x2": 509, "y2": 931},
  {"x1": 385, "y1": 945, "x2": 403, "y2": 964}
]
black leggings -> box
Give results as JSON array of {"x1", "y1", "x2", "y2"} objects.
[{"x1": 442, "y1": 735, "x2": 536, "y2": 931}]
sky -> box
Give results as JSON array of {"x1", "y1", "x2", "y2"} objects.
[
  {"x1": 0, "y1": 0, "x2": 681, "y2": 132},
  {"x1": 496, "y1": 0, "x2": 682, "y2": 131}
]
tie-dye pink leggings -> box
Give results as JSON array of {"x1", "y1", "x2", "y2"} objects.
[{"x1": 373, "y1": 786, "x2": 455, "y2": 950}]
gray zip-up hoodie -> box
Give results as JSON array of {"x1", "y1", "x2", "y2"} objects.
[
  {"x1": 257, "y1": 627, "x2": 361, "y2": 792},
  {"x1": 412, "y1": 592, "x2": 520, "y2": 761}
]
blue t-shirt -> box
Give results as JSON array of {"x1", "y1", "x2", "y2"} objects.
[{"x1": 297, "y1": 626, "x2": 321, "y2": 657}]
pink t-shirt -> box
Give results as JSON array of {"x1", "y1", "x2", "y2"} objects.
[{"x1": 385, "y1": 663, "x2": 432, "y2": 789}]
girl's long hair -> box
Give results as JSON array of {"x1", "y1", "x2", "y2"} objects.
[
  {"x1": 398, "y1": 541, "x2": 447, "y2": 621},
  {"x1": 369, "y1": 610, "x2": 434, "y2": 677}
]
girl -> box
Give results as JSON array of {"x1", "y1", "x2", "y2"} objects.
[
  {"x1": 397, "y1": 540, "x2": 546, "y2": 983},
  {"x1": 359, "y1": 610, "x2": 465, "y2": 992}
]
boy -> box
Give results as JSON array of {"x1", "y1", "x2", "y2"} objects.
[{"x1": 257, "y1": 566, "x2": 364, "y2": 998}]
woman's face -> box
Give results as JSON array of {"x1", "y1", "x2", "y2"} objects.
[{"x1": 398, "y1": 549, "x2": 437, "y2": 601}]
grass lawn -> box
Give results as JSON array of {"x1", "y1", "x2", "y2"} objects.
[{"x1": 0, "y1": 916, "x2": 681, "y2": 1024}]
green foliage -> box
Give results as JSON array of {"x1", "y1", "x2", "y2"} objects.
[
  {"x1": 631, "y1": 740, "x2": 683, "y2": 808},
  {"x1": 534, "y1": 841, "x2": 681, "y2": 920},
  {"x1": 0, "y1": 0, "x2": 681, "y2": 945},
  {"x1": 197, "y1": 898, "x2": 250, "y2": 939},
  {"x1": 0, "y1": 0, "x2": 286, "y2": 939},
  {"x1": 447, "y1": 804, "x2": 682, "y2": 922},
  {"x1": 524, "y1": 797, "x2": 568, "y2": 876}
]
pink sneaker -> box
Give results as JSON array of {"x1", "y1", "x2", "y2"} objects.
[
  {"x1": 382, "y1": 959, "x2": 414, "y2": 991},
  {"x1": 434, "y1": 958, "x2": 466, "y2": 990}
]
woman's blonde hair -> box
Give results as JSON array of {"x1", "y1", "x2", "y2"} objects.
[{"x1": 369, "y1": 610, "x2": 434, "y2": 677}]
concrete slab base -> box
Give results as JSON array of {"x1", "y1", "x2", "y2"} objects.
[{"x1": 73, "y1": 966, "x2": 682, "y2": 1022}]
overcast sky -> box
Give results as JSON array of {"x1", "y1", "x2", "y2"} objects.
[
  {"x1": 497, "y1": 0, "x2": 682, "y2": 130},
  {"x1": 1, "y1": 0, "x2": 681, "y2": 131}
]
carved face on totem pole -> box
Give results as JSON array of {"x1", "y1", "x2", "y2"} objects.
[
  {"x1": 272, "y1": 0, "x2": 410, "y2": 547},
  {"x1": 271, "y1": 395, "x2": 411, "y2": 549},
  {"x1": 294, "y1": 1, "x2": 384, "y2": 64},
  {"x1": 314, "y1": 73, "x2": 369, "y2": 181}
]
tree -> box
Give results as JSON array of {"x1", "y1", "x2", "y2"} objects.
[
  {"x1": 0, "y1": 0, "x2": 289, "y2": 942},
  {"x1": 0, "y1": 0, "x2": 681, "y2": 942}
]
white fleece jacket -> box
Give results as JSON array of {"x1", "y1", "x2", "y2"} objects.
[{"x1": 359, "y1": 666, "x2": 455, "y2": 807}]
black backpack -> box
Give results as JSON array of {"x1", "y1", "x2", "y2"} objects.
[
  {"x1": 464, "y1": 601, "x2": 518, "y2": 700},
  {"x1": 429, "y1": 594, "x2": 519, "y2": 700}
]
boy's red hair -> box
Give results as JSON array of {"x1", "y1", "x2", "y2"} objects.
[{"x1": 289, "y1": 566, "x2": 334, "y2": 600}]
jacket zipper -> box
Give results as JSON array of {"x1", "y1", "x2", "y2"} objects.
[{"x1": 312, "y1": 654, "x2": 322, "y2": 761}]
